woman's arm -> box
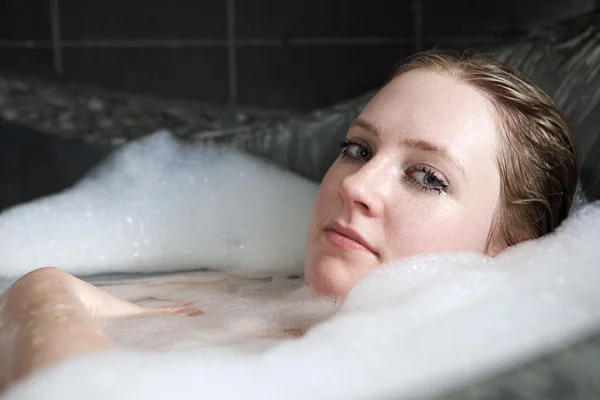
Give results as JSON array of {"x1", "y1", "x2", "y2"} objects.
[
  {"x1": 0, "y1": 267, "x2": 113, "y2": 388},
  {"x1": 0, "y1": 267, "x2": 191, "y2": 390}
]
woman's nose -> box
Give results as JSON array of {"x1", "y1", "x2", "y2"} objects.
[{"x1": 339, "y1": 162, "x2": 386, "y2": 217}]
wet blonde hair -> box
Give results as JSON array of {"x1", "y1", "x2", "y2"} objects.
[{"x1": 391, "y1": 49, "x2": 579, "y2": 251}]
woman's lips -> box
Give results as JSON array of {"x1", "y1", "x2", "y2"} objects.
[{"x1": 324, "y1": 223, "x2": 377, "y2": 256}]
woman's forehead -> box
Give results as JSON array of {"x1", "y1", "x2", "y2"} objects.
[{"x1": 359, "y1": 69, "x2": 499, "y2": 161}]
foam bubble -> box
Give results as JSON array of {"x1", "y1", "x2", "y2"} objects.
[{"x1": 0, "y1": 131, "x2": 318, "y2": 278}]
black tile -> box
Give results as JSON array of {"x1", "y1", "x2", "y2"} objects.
[
  {"x1": 0, "y1": 0, "x2": 52, "y2": 40},
  {"x1": 60, "y1": 0, "x2": 226, "y2": 40},
  {"x1": 0, "y1": 49, "x2": 55, "y2": 77},
  {"x1": 421, "y1": 0, "x2": 535, "y2": 37},
  {"x1": 62, "y1": 48, "x2": 228, "y2": 103},
  {"x1": 236, "y1": 0, "x2": 414, "y2": 38},
  {"x1": 237, "y1": 44, "x2": 414, "y2": 110}
]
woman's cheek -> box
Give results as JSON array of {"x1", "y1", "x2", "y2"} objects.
[
  {"x1": 313, "y1": 184, "x2": 334, "y2": 219},
  {"x1": 315, "y1": 166, "x2": 345, "y2": 211},
  {"x1": 384, "y1": 197, "x2": 464, "y2": 257}
]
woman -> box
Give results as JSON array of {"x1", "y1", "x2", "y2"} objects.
[{"x1": 0, "y1": 50, "x2": 579, "y2": 389}]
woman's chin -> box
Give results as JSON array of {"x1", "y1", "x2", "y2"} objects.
[{"x1": 304, "y1": 260, "x2": 356, "y2": 298}]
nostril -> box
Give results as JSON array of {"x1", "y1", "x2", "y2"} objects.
[{"x1": 355, "y1": 199, "x2": 370, "y2": 212}]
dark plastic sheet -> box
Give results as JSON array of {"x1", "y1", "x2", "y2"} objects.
[{"x1": 494, "y1": 11, "x2": 600, "y2": 201}]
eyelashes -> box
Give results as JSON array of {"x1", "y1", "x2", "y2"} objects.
[
  {"x1": 338, "y1": 139, "x2": 449, "y2": 195},
  {"x1": 404, "y1": 165, "x2": 448, "y2": 194},
  {"x1": 339, "y1": 139, "x2": 371, "y2": 162}
]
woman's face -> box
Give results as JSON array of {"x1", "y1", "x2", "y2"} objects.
[{"x1": 304, "y1": 69, "x2": 503, "y2": 296}]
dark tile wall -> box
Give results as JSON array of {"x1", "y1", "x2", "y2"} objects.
[
  {"x1": 1, "y1": 0, "x2": 598, "y2": 110},
  {"x1": 237, "y1": 44, "x2": 413, "y2": 109},
  {"x1": 235, "y1": 0, "x2": 414, "y2": 38},
  {"x1": 0, "y1": 0, "x2": 51, "y2": 39},
  {"x1": 422, "y1": 0, "x2": 524, "y2": 36},
  {"x1": 62, "y1": 47, "x2": 229, "y2": 102},
  {"x1": 59, "y1": 0, "x2": 226, "y2": 39}
]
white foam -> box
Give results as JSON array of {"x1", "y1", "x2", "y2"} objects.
[
  {"x1": 0, "y1": 131, "x2": 318, "y2": 278},
  {"x1": 1, "y1": 131, "x2": 600, "y2": 399},
  {"x1": 3, "y1": 202, "x2": 600, "y2": 399}
]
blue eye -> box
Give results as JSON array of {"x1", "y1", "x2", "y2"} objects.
[
  {"x1": 339, "y1": 139, "x2": 372, "y2": 162},
  {"x1": 405, "y1": 166, "x2": 448, "y2": 194}
]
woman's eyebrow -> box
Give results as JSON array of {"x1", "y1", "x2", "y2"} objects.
[
  {"x1": 400, "y1": 138, "x2": 465, "y2": 176},
  {"x1": 350, "y1": 118, "x2": 383, "y2": 136},
  {"x1": 350, "y1": 117, "x2": 465, "y2": 176}
]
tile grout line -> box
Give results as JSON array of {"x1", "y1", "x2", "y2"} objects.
[
  {"x1": 50, "y1": 0, "x2": 63, "y2": 75},
  {"x1": 227, "y1": 0, "x2": 237, "y2": 105},
  {"x1": 413, "y1": 0, "x2": 423, "y2": 52},
  {"x1": 0, "y1": 35, "x2": 515, "y2": 49}
]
